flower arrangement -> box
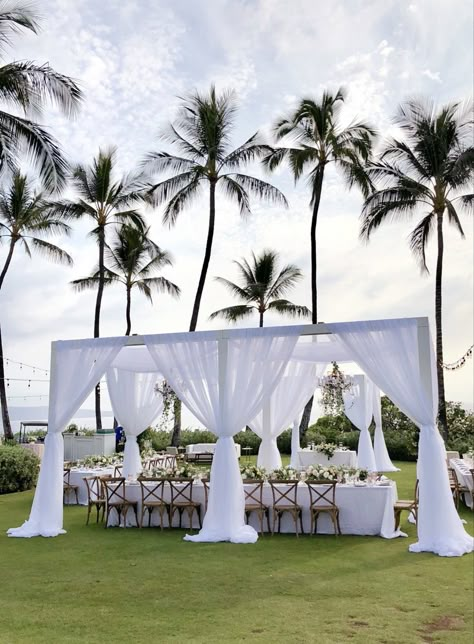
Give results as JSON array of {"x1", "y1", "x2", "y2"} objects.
[
  {"x1": 78, "y1": 453, "x2": 123, "y2": 468},
  {"x1": 314, "y1": 442, "x2": 338, "y2": 458},
  {"x1": 319, "y1": 362, "x2": 353, "y2": 416},
  {"x1": 150, "y1": 462, "x2": 202, "y2": 480},
  {"x1": 300, "y1": 465, "x2": 340, "y2": 482},
  {"x1": 240, "y1": 464, "x2": 267, "y2": 480},
  {"x1": 267, "y1": 465, "x2": 299, "y2": 481}
]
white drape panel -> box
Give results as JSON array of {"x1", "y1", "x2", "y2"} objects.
[
  {"x1": 343, "y1": 375, "x2": 377, "y2": 471},
  {"x1": 372, "y1": 384, "x2": 399, "y2": 472},
  {"x1": 249, "y1": 361, "x2": 326, "y2": 470},
  {"x1": 329, "y1": 319, "x2": 473, "y2": 557},
  {"x1": 144, "y1": 328, "x2": 299, "y2": 543},
  {"x1": 8, "y1": 337, "x2": 125, "y2": 538},
  {"x1": 106, "y1": 368, "x2": 164, "y2": 478}
]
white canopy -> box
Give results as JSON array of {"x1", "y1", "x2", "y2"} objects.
[{"x1": 8, "y1": 318, "x2": 473, "y2": 557}]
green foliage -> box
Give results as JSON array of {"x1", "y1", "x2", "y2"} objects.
[
  {"x1": 0, "y1": 445, "x2": 39, "y2": 494},
  {"x1": 234, "y1": 430, "x2": 262, "y2": 454}
]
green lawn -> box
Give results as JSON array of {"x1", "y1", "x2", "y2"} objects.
[{"x1": 0, "y1": 462, "x2": 472, "y2": 644}]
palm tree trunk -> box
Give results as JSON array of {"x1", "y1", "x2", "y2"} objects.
[
  {"x1": 0, "y1": 324, "x2": 13, "y2": 440},
  {"x1": 94, "y1": 225, "x2": 106, "y2": 430},
  {"x1": 300, "y1": 166, "x2": 325, "y2": 438},
  {"x1": 0, "y1": 239, "x2": 17, "y2": 440},
  {"x1": 435, "y1": 212, "x2": 448, "y2": 441},
  {"x1": 189, "y1": 179, "x2": 216, "y2": 332},
  {"x1": 171, "y1": 397, "x2": 181, "y2": 447},
  {"x1": 125, "y1": 286, "x2": 131, "y2": 336},
  {"x1": 259, "y1": 310, "x2": 264, "y2": 327}
]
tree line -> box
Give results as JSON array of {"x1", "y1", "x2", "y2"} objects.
[{"x1": 0, "y1": 4, "x2": 472, "y2": 442}]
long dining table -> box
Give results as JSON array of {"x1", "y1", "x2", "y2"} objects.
[{"x1": 99, "y1": 478, "x2": 404, "y2": 538}]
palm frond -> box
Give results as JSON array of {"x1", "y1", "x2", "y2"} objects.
[
  {"x1": 139, "y1": 276, "x2": 180, "y2": 298},
  {"x1": 0, "y1": 110, "x2": 68, "y2": 191},
  {"x1": 0, "y1": 3, "x2": 39, "y2": 53},
  {"x1": 29, "y1": 237, "x2": 73, "y2": 265},
  {"x1": 146, "y1": 170, "x2": 201, "y2": 208},
  {"x1": 266, "y1": 264, "x2": 303, "y2": 299},
  {"x1": 267, "y1": 299, "x2": 311, "y2": 318},
  {"x1": 141, "y1": 150, "x2": 198, "y2": 176},
  {"x1": 219, "y1": 176, "x2": 251, "y2": 217},
  {"x1": 208, "y1": 304, "x2": 255, "y2": 323},
  {"x1": 225, "y1": 173, "x2": 288, "y2": 207},
  {"x1": 221, "y1": 133, "x2": 273, "y2": 170},
  {"x1": 214, "y1": 275, "x2": 250, "y2": 300},
  {"x1": 162, "y1": 176, "x2": 202, "y2": 227},
  {"x1": 408, "y1": 213, "x2": 435, "y2": 273},
  {"x1": 445, "y1": 200, "x2": 465, "y2": 237}
]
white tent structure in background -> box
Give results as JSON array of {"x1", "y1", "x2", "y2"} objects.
[
  {"x1": 8, "y1": 317, "x2": 473, "y2": 557},
  {"x1": 343, "y1": 374, "x2": 377, "y2": 471}
]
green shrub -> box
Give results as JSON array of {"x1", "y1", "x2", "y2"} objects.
[
  {"x1": 0, "y1": 445, "x2": 40, "y2": 494},
  {"x1": 234, "y1": 430, "x2": 261, "y2": 454}
]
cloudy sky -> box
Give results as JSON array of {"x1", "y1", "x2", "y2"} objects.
[{"x1": 1, "y1": 0, "x2": 473, "y2": 425}]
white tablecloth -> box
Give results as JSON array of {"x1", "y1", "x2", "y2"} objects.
[
  {"x1": 297, "y1": 449, "x2": 357, "y2": 468},
  {"x1": 451, "y1": 459, "x2": 474, "y2": 509},
  {"x1": 104, "y1": 479, "x2": 403, "y2": 538}
]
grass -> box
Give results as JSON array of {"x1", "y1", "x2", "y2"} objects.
[{"x1": 0, "y1": 462, "x2": 472, "y2": 644}]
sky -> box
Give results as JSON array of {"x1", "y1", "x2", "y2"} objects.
[{"x1": 1, "y1": 0, "x2": 473, "y2": 428}]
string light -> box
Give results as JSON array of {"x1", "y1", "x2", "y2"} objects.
[
  {"x1": 442, "y1": 344, "x2": 473, "y2": 371},
  {"x1": 3, "y1": 357, "x2": 49, "y2": 375}
]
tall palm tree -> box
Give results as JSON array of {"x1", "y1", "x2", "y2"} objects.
[
  {"x1": 209, "y1": 249, "x2": 310, "y2": 327},
  {"x1": 263, "y1": 88, "x2": 376, "y2": 435},
  {"x1": 0, "y1": 172, "x2": 73, "y2": 439},
  {"x1": 0, "y1": 2, "x2": 82, "y2": 190},
  {"x1": 143, "y1": 85, "x2": 287, "y2": 444},
  {"x1": 72, "y1": 224, "x2": 180, "y2": 336},
  {"x1": 360, "y1": 99, "x2": 473, "y2": 441},
  {"x1": 51, "y1": 148, "x2": 147, "y2": 428},
  {"x1": 143, "y1": 85, "x2": 288, "y2": 332}
]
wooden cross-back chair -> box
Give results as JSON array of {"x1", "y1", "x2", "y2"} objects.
[
  {"x1": 450, "y1": 467, "x2": 470, "y2": 509},
  {"x1": 394, "y1": 480, "x2": 419, "y2": 530},
  {"x1": 164, "y1": 455, "x2": 176, "y2": 468},
  {"x1": 201, "y1": 479, "x2": 210, "y2": 512},
  {"x1": 113, "y1": 464, "x2": 123, "y2": 477},
  {"x1": 102, "y1": 477, "x2": 138, "y2": 528},
  {"x1": 63, "y1": 467, "x2": 79, "y2": 505},
  {"x1": 269, "y1": 480, "x2": 304, "y2": 536},
  {"x1": 243, "y1": 480, "x2": 270, "y2": 535},
  {"x1": 168, "y1": 479, "x2": 202, "y2": 530},
  {"x1": 306, "y1": 481, "x2": 341, "y2": 535},
  {"x1": 138, "y1": 477, "x2": 170, "y2": 529},
  {"x1": 83, "y1": 476, "x2": 106, "y2": 524}
]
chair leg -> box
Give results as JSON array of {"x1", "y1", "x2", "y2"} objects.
[
  {"x1": 105, "y1": 506, "x2": 110, "y2": 529},
  {"x1": 394, "y1": 509, "x2": 401, "y2": 531},
  {"x1": 299, "y1": 510, "x2": 304, "y2": 536},
  {"x1": 314, "y1": 512, "x2": 319, "y2": 535},
  {"x1": 277, "y1": 511, "x2": 282, "y2": 534},
  {"x1": 147, "y1": 507, "x2": 152, "y2": 528},
  {"x1": 259, "y1": 510, "x2": 264, "y2": 536},
  {"x1": 197, "y1": 506, "x2": 202, "y2": 529},
  {"x1": 133, "y1": 505, "x2": 139, "y2": 527},
  {"x1": 266, "y1": 509, "x2": 271, "y2": 534},
  {"x1": 336, "y1": 511, "x2": 342, "y2": 536},
  {"x1": 74, "y1": 488, "x2": 79, "y2": 505}
]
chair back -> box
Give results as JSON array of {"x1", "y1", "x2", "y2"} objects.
[
  {"x1": 306, "y1": 481, "x2": 337, "y2": 508},
  {"x1": 113, "y1": 465, "x2": 123, "y2": 477},
  {"x1": 269, "y1": 480, "x2": 299, "y2": 507},
  {"x1": 138, "y1": 477, "x2": 168, "y2": 506},
  {"x1": 102, "y1": 477, "x2": 127, "y2": 505},
  {"x1": 243, "y1": 480, "x2": 264, "y2": 506},
  {"x1": 83, "y1": 476, "x2": 103, "y2": 502},
  {"x1": 63, "y1": 467, "x2": 71, "y2": 484},
  {"x1": 169, "y1": 478, "x2": 195, "y2": 504},
  {"x1": 164, "y1": 455, "x2": 176, "y2": 468},
  {"x1": 201, "y1": 479, "x2": 210, "y2": 509}
]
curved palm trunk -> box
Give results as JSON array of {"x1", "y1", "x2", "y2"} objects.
[
  {"x1": 300, "y1": 167, "x2": 325, "y2": 438},
  {"x1": 0, "y1": 239, "x2": 17, "y2": 440},
  {"x1": 189, "y1": 179, "x2": 216, "y2": 332},
  {"x1": 125, "y1": 285, "x2": 132, "y2": 336},
  {"x1": 94, "y1": 225, "x2": 106, "y2": 430},
  {"x1": 435, "y1": 212, "x2": 448, "y2": 441},
  {"x1": 259, "y1": 309, "x2": 264, "y2": 328}
]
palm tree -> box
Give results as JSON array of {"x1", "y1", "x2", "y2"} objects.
[
  {"x1": 143, "y1": 85, "x2": 287, "y2": 444},
  {"x1": 0, "y1": 3, "x2": 82, "y2": 190},
  {"x1": 143, "y1": 85, "x2": 288, "y2": 332},
  {"x1": 263, "y1": 88, "x2": 376, "y2": 435},
  {"x1": 51, "y1": 148, "x2": 147, "y2": 428},
  {"x1": 209, "y1": 249, "x2": 310, "y2": 327},
  {"x1": 0, "y1": 173, "x2": 73, "y2": 439},
  {"x1": 360, "y1": 98, "x2": 473, "y2": 441},
  {"x1": 72, "y1": 224, "x2": 180, "y2": 335}
]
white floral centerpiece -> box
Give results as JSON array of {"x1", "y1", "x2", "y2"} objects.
[
  {"x1": 150, "y1": 462, "x2": 203, "y2": 480},
  {"x1": 240, "y1": 464, "x2": 267, "y2": 481},
  {"x1": 268, "y1": 465, "x2": 299, "y2": 481},
  {"x1": 314, "y1": 442, "x2": 338, "y2": 458}
]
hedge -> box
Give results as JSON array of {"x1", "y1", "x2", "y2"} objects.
[{"x1": 0, "y1": 445, "x2": 40, "y2": 494}]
